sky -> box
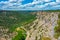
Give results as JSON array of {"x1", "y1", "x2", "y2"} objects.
[{"x1": 0, "y1": 0, "x2": 60, "y2": 10}]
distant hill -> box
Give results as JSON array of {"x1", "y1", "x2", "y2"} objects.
[{"x1": 0, "y1": 11, "x2": 36, "y2": 32}]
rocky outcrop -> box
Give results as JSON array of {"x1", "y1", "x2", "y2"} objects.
[{"x1": 25, "y1": 12, "x2": 59, "y2": 40}]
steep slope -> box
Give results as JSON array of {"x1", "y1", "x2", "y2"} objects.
[{"x1": 25, "y1": 12, "x2": 59, "y2": 40}]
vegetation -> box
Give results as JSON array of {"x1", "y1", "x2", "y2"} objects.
[
  {"x1": 54, "y1": 13, "x2": 60, "y2": 39},
  {"x1": 12, "y1": 28, "x2": 26, "y2": 40},
  {"x1": 42, "y1": 37, "x2": 51, "y2": 40},
  {"x1": 0, "y1": 11, "x2": 36, "y2": 40},
  {"x1": 44, "y1": 10, "x2": 60, "y2": 12},
  {"x1": 0, "y1": 11, "x2": 36, "y2": 32}
]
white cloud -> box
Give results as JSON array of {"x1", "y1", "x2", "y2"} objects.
[
  {"x1": 53, "y1": 5, "x2": 60, "y2": 7},
  {"x1": 9, "y1": 0, "x2": 18, "y2": 2},
  {"x1": 49, "y1": 2, "x2": 57, "y2": 6},
  {"x1": 20, "y1": 1, "x2": 42, "y2": 8},
  {"x1": 35, "y1": 0, "x2": 52, "y2": 2},
  {"x1": 0, "y1": 0, "x2": 60, "y2": 10},
  {"x1": 44, "y1": 0, "x2": 51, "y2": 2},
  {"x1": 9, "y1": 0, "x2": 24, "y2": 3},
  {"x1": 56, "y1": 0, "x2": 60, "y2": 3},
  {"x1": 0, "y1": 1, "x2": 8, "y2": 4},
  {"x1": 44, "y1": 2, "x2": 58, "y2": 6}
]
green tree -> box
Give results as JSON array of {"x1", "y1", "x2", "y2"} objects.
[{"x1": 12, "y1": 29, "x2": 26, "y2": 40}]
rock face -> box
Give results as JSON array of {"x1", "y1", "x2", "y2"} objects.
[
  {"x1": 0, "y1": 27, "x2": 17, "y2": 40},
  {"x1": 25, "y1": 12, "x2": 59, "y2": 40}
]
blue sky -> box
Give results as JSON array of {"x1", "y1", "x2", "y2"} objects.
[{"x1": 0, "y1": 0, "x2": 60, "y2": 10}]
